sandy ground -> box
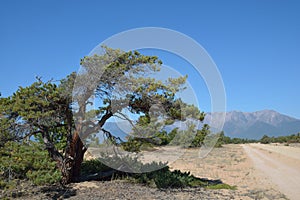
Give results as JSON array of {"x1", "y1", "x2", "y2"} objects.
[
  {"x1": 85, "y1": 144, "x2": 300, "y2": 199},
  {"x1": 5, "y1": 144, "x2": 299, "y2": 199},
  {"x1": 153, "y1": 144, "x2": 289, "y2": 199},
  {"x1": 243, "y1": 144, "x2": 300, "y2": 200}
]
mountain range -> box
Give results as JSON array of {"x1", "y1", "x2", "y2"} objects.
[
  {"x1": 102, "y1": 110, "x2": 300, "y2": 140},
  {"x1": 204, "y1": 110, "x2": 300, "y2": 139}
]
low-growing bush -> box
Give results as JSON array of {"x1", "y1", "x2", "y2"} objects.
[
  {"x1": 121, "y1": 138, "x2": 143, "y2": 152},
  {"x1": 0, "y1": 141, "x2": 61, "y2": 186},
  {"x1": 153, "y1": 170, "x2": 195, "y2": 188},
  {"x1": 82, "y1": 156, "x2": 235, "y2": 190}
]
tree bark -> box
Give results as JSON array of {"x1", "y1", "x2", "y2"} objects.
[
  {"x1": 71, "y1": 133, "x2": 86, "y2": 182},
  {"x1": 60, "y1": 130, "x2": 87, "y2": 184}
]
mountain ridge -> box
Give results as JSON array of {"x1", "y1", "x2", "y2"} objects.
[
  {"x1": 204, "y1": 110, "x2": 300, "y2": 139},
  {"x1": 101, "y1": 110, "x2": 300, "y2": 141}
]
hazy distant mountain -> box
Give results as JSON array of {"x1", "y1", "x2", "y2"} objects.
[
  {"x1": 102, "y1": 121, "x2": 130, "y2": 141},
  {"x1": 204, "y1": 110, "x2": 300, "y2": 139},
  {"x1": 100, "y1": 110, "x2": 300, "y2": 140}
]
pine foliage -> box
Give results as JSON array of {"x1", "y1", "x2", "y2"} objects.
[{"x1": 0, "y1": 141, "x2": 61, "y2": 187}]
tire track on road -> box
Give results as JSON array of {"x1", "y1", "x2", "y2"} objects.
[{"x1": 242, "y1": 144, "x2": 300, "y2": 200}]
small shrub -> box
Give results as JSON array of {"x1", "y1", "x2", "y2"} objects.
[
  {"x1": 153, "y1": 170, "x2": 195, "y2": 188},
  {"x1": 26, "y1": 169, "x2": 61, "y2": 185},
  {"x1": 0, "y1": 141, "x2": 61, "y2": 185},
  {"x1": 121, "y1": 138, "x2": 142, "y2": 152},
  {"x1": 260, "y1": 135, "x2": 271, "y2": 144}
]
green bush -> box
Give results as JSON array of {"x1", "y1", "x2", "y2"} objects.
[
  {"x1": 154, "y1": 170, "x2": 194, "y2": 188},
  {"x1": 260, "y1": 135, "x2": 271, "y2": 144},
  {"x1": 0, "y1": 141, "x2": 61, "y2": 185},
  {"x1": 26, "y1": 169, "x2": 61, "y2": 185},
  {"x1": 121, "y1": 138, "x2": 143, "y2": 152}
]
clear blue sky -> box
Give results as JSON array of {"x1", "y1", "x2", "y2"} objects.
[{"x1": 1, "y1": 0, "x2": 299, "y2": 119}]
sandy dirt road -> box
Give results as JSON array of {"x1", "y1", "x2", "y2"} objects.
[{"x1": 242, "y1": 144, "x2": 300, "y2": 200}]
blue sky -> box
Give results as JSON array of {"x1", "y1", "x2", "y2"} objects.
[{"x1": 0, "y1": 0, "x2": 300, "y2": 118}]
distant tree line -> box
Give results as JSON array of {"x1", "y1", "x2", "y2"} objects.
[
  {"x1": 122, "y1": 127, "x2": 300, "y2": 151},
  {"x1": 217, "y1": 132, "x2": 258, "y2": 145},
  {"x1": 218, "y1": 132, "x2": 300, "y2": 145},
  {"x1": 259, "y1": 133, "x2": 300, "y2": 144}
]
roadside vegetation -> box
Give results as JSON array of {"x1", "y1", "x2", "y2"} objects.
[
  {"x1": 217, "y1": 132, "x2": 300, "y2": 145},
  {"x1": 259, "y1": 133, "x2": 300, "y2": 144}
]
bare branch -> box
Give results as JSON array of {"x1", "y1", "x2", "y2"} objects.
[
  {"x1": 101, "y1": 128, "x2": 123, "y2": 144},
  {"x1": 114, "y1": 111, "x2": 142, "y2": 136}
]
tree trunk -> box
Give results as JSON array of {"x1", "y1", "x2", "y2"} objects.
[
  {"x1": 59, "y1": 158, "x2": 73, "y2": 185},
  {"x1": 61, "y1": 131, "x2": 86, "y2": 184},
  {"x1": 59, "y1": 104, "x2": 111, "y2": 184},
  {"x1": 71, "y1": 134, "x2": 86, "y2": 182}
]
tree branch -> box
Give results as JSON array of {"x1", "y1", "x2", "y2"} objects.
[
  {"x1": 101, "y1": 128, "x2": 123, "y2": 144},
  {"x1": 41, "y1": 130, "x2": 63, "y2": 163},
  {"x1": 21, "y1": 130, "x2": 43, "y2": 141},
  {"x1": 80, "y1": 111, "x2": 113, "y2": 139}
]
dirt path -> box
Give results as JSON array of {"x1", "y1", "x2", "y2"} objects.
[{"x1": 242, "y1": 144, "x2": 300, "y2": 200}]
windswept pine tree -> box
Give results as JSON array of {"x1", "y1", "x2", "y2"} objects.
[{"x1": 0, "y1": 47, "x2": 205, "y2": 184}]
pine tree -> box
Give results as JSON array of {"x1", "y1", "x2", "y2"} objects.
[{"x1": 0, "y1": 46, "x2": 205, "y2": 184}]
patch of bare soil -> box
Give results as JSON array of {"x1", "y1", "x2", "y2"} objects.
[{"x1": 6, "y1": 180, "x2": 243, "y2": 200}]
